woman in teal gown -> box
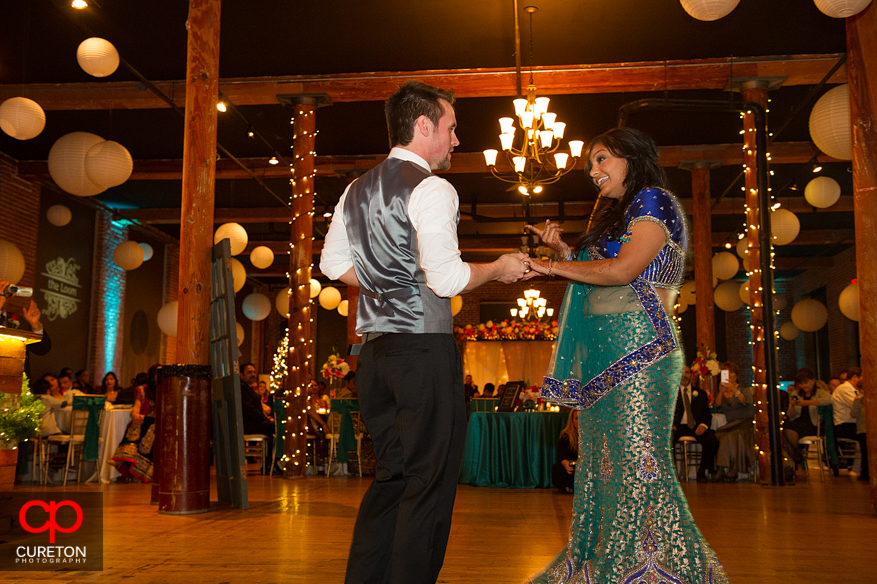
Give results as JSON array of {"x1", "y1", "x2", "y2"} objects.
[{"x1": 523, "y1": 128, "x2": 728, "y2": 584}]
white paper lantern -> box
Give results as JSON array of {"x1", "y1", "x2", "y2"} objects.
[
  {"x1": 48, "y1": 132, "x2": 106, "y2": 197},
  {"x1": 236, "y1": 321, "x2": 245, "y2": 347},
  {"x1": 139, "y1": 242, "x2": 153, "y2": 262},
  {"x1": 791, "y1": 298, "x2": 829, "y2": 332},
  {"x1": 0, "y1": 239, "x2": 26, "y2": 285},
  {"x1": 680, "y1": 0, "x2": 740, "y2": 20},
  {"x1": 804, "y1": 176, "x2": 841, "y2": 209},
  {"x1": 275, "y1": 287, "x2": 290, "y2": 317},
  {"x1": 712, "y1": 252, "x2": 740, "y2": 280},
  {"x1": 773, "y1": 294, "x2": 788, "y2": 311},
  {"x1": 714, "y1": 281, "x2": 744, "y2": 312},
  {"x1": 814, "y1": 0, "x2": 872, "y2": 18},
  {"x1": 780, "y1": 321, "x2": 800, "y2": 341},
  {"x1": 113, "y1": 240, "x2": 144, "y2": 271},
  {"x1": 809, "y1": 84, "x2": 852, "y2": 160},
  {"x1": 677, "y1": 300, "x2": 689, "y2": 314},
  {"x1": 230, "y1": 257, "x2": 246, "y2": 292},
  {"x1": 338, "y1": 299, "x2": 349, "y2": 317},
  {"x1": 739, "y1": 281, "x2": 750, "y2": 305},
  {"x1": 76, "y1": 37, "x2": 120, "y2": 77},
  {"x1": 838, "y1": 283, "x2": 859, "y2": 321},
  {"x1": 451, "y1": 295, "x2": 463, "y2": 316},
  {"x1": 85, "y1": 140, "x2": 132, "y2": 188},
  {"x1": 319, "y1": 286, "x2": 342, "y2": 310},
  {"x1": 46, "y1": 205, "x2": 72, "y2": 227},
  {"x1": 309, "y1": 279, "x2": 322, "y2": 299},
  {"x1": 157, "y1": 301, "x2": 178, "y2": 337},
  {"x1": 681, "y1": 280, "x2": 696, "y2": 305},
  {"x1": 242, "y1": 292, "x2": 272, "y2": 321},
  {"x1": 214, "y1": 222, "x2": 248, "y2": 256},
  {"x1": 742, "y1": 256, "x2": 750, "y2": 272},
  {"x1": 0, "y1": 97, "x2": 46, "y2": 140},
  {"x1": 249, "y1": 246, "x2": 274, "y2": 269},
  {"x1": 736, "y1": 238, "x2": 750, "y2": 260},
  {"x1": 771, "y1": 208, "x2": 800, "y2": 245}
]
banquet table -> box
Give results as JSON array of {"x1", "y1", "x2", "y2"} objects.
[{"x1": 459, "y1": 411, "x2": 567, "y2": 488}]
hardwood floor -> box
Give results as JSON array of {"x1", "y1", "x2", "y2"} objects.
[{"x1": 3, "y1": 472, "x2": 875, "y2": 583}]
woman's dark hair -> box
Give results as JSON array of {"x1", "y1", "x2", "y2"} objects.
[
  {"x1": 575, "y1": 127, "x2": 667, "y2": 252},
  {"x1": 32, "y1": 379, "x2": 52, "y2": 395},
  {"x1": 384, "y1": 81, "x2": 455, "y2": 148},
  {"x1": 483, "y1": 383, "x2": 495, "y2": 395},
  {"x1": 100, "y1": 372, "x2": 118, "y2": 393},
  {"x1": 794, "y1": 367, "x2": 816, "y2": 385}
]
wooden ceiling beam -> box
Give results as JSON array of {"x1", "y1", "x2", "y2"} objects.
[{"x1": 0, "y1": 54, "x2": 846, "y2": 111}]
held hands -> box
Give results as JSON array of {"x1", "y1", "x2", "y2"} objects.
[
  {"x1": 494, "y1": 252, "x2": 532, "y2": 284},
  {"x1": 526, "y1": 220, "x2": 570, "y2": 260}
]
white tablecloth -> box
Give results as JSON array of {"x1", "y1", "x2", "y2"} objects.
[{"x1": 85, "y1": 407, "x2": 132, "y2": 483}]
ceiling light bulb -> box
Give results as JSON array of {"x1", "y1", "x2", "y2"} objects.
[
  {"x1": 71, "y1": 0, "x2": 88, "y2": 8},
  {"x1": 539, "y1": 130, "x2": 554, "y2": 148},
  {"x1": 499, "y1": 132, "x2": 515, "y2": 151},
  {"x1": 541, "y1": 112, "x2": 556, "y2": 130},
  {"x1": 812, "y1": 162, "x2": 822, "y2": 173},
  {"x1": 323, "y1": 212, "x2": 332, "y2": 218},
  {"x1": 499, "y1": 117, "x2": 515, "y2": 134},
  {"x1": 513, "y1": 99, "x2": 528, "y2": 115},
  {"x1": 483, "y1": 149, "x2": 498, "y2": 167},
  {"x1": 533, "y1": 186, "x2": 543, "y2": 193},
  {"x1": 269, "y1": 157, "x2": 279, "y2": 165},
  {"x1": 519, "y1": 111, "x2": 535, "y2": 129},
  {"x1": 513, "y1": 156, "x2": 526, "y2": 173},
  {"x1": 554, "y1": 153, "x2": 569, "y2": 169},
  {"x1": 518, "y1": 185, "x2": 529, "y2": 195},
  {"x1": 216, "y1": 101, "x2": 227, "y2": 112},
  {"x1": 568, "y1": 140, "x2": 584, "y2": 158},
  {"x1": 551, "y1": 122, "x2": 566, "y2": 140},
  {"x1": 535, "y1": 97, "x2": 550, "y2": 115}
]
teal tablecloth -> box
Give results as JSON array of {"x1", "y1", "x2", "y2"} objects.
[{"x1": 459, "y1": 411, "x2": 567, "y2": 488}]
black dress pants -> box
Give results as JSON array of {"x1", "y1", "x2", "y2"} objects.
[
  {"x1": 345, "y1": 333, "x2": 467, "y2": 584},
  {"x1": 673, "y1": 426, "x2": 719, "y2": 475}
]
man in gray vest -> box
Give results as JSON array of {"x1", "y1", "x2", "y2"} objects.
[{"x1": 321, "y1": 80, "x2": 529, "y2": 584}]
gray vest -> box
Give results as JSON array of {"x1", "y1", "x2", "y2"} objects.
[{"x1": 343, "y1": 157, "x2": 454, "y2": 334}]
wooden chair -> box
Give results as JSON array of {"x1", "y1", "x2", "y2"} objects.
[
  {"x1": 243, "y1": 434, "x2": 269, "y2": 475},
  {"x1": 675, "y1": 436, "x2": 701, "y2": 482}
]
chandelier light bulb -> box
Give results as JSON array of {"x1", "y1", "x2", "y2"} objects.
[
  {"x1": 510, "y1": 308, "x2": 518, "y2": 317},
  {"x1": 513, "y1": 99, "x2": 528, "y2": 115},
  {"x1": 537, "y1": 307, "x2": 546, "y2": 318},
  {"x1": 513, "y1": 156, "x2": 526, "y2": 173},
  {"x1": 533, "y1": 185, "x2": 543, "y2": 193},
  {"x1": 499, "y1": 133, "x2": 515, "y2": 151},
  {"x1": 541, "y1": 112, "x2": 556, "y2": 130},
  {"x1": 568, "y1": 140, "x2": 584, "y2": 158},
  {"x1": 517, "y1": 298, "x2": 526, "y2": 308},
  {"x1": 499, "y1": 117, "x2": 515, "y2": 133},
  {"x1": 520, "y1": 111, "x2": 535, "y2": 129},
  {"x1": 539, "y1": 130, "x2": 554, "y2": 148},
  {"x1": 518, "y1": 185, "x2": 529, "y2": 195},
  {"x1": 535, "y1": 97, "x2": 550, "y2": 115},
  {"x1": 483, "y1": 149, "x2": 498, "y2": 166},
  {"x1": 554, "y1": 153, "x2": 569, "y2": 169},
  {"x1": 552, "y1": 122, "x2": 566, "y2": 140},
  {"x1": 547, "y1": 308, "x2": 554, "y2": 317}
]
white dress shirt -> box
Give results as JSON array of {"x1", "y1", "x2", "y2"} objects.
[
  {"x1": 320, "y1": 148, "x2": 471, "y2": 298},
  {"x1": 832, "y1": 381, "x2": 858, "y2": 425}
]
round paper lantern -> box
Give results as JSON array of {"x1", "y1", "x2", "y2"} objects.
[
  {"x1": 771, "y1": 208, "x2": 800, "y2": 245},
  {"x1": 791, "y1": 298, "x2": 829, "y2": 332},
  {"x1": 309, "y1": 278, "x2": 322, "y2": 299},
  {"x1": 742, "y1": 256, "x2": 750, "y2": 272},
  {"x1": 242, "y1": 292, "x2": 272, "y2": 321},
  {"x1": 451, "y1": 295, "x2": 463, "y2": 316},
  {"x1": 712, "y1": 252, "x2": 739, "y2": 280},
  {"x1": 157, "y1": 301, "x2": 178, "y2": 337},
  {"x1": 680, "y1": 0, "x2": 740, "y2": 20},
  {"x1": 236, "y1": 321, "x2": 245, "y2": 347},
  {"x1": 677, "y1": 300, "x2": 689, "y2": 314},
  {"x1": 814, "y1": 0, "x2": 872, "y2": 18},
  {"x1": 809, "y1": 84, "x2": 852, "y2": 160},
  {"x1": 46, "y1": 205, "x2": 72, "y2": 227},
  {"x1": 338, "y1": 300, "x2": 349, "y2": 317},
  {"x1": 739, "y1": 281, "x2": 750, "y2": 305},
  {"x1": 214, "y1": 222, "x2": 248, "y2": 256},
  {"x1": 76, "y1": 37, "x2": 120, "y2": 77},
  {"x1": 736, "y1": 238, "x2": 750, "y2": 260},
  {"x1": 780, "y1": 321, "x2": 800, "y2": 341},
  {"x1": 681, "y1": 280, "x2": 696, "y2": 305},
  {"x1": 249, "y1": 246, "x2": 274, "y2": 269},
  {"x1": 838, "y1": 283, "x2": 859, "y2": 321},
  {"x1": 804, "y1": 176, "x2": 841, "y2": 209},
  {"x1": 0, "y1": 97, "x2": 46, "y2": 140},
  {"x1": 0, "y1": 239, "x2": 26, "y2": 285},
  {"x1": 230, "y1": 257, "x2": 246, "y2": 292},
  {"x1": 714, "y1": 281, "x2": 744, "y2": 312},
  {"x1": 275, "y1": 287, "x2": 290, "y2": 317},
  {"x1": 48, "y1": 132, "x2": 106, "y2": 197},
  {"x1": 139, "y1": 242, "x2": 153, "y2": 262},
  {"x1": 319, "y1": 286, "x2": 342, "y2": 310},
  {"x1": 773, "y1": 293, "x2": 788, "y2": 311},
  {"x1": 85, "y1": 140, "x2": 132, "y2": 188},
  {"x1": 113, "y1": 240, "x2": 144, "y2": 271}
]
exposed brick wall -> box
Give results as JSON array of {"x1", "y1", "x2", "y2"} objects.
[
  {"x1": 87, "y1": 210, "x2": 127, "y2": 383},
  {"x1": 453, "y1": 280, "x2": 569, "y2": 327},
  {"x1": 0, "y1": 153, "x2": 40, "y2": 291}
]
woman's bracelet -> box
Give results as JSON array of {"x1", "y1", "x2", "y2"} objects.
[{"x1": 548, "y1": 260, "x2": 554, "y2": 278}]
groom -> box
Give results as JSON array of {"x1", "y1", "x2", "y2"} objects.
[{"x1": 320, "y1": 80, "x2": 529, "y2": 584}]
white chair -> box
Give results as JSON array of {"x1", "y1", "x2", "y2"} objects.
[
  {"x1": 243, "y1": 434, "x2": 270, "y2": 475},
  {"x1": 327, "y1": 411, "x2": 364, "y2": 477},
  {"x1": 45, "y1": 408, "x2": 100, "y2": 486},
  {"x1": 799, "y1": 417, "x2": 828, "y2": 481},
  {"x1": 675, "y1": 436, "x2": 701, "y2": 482},
  {"x1": 837, "y1": 438, "x2": 862, "y2": 474}
]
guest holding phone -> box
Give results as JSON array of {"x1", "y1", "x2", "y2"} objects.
[{"x1": 712, "y1": 361, "x2": 755, "y2": 482}]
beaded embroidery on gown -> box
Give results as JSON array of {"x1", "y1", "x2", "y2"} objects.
[{"x1": 528, "y1": 188, "x2": 728, "y2": 584}]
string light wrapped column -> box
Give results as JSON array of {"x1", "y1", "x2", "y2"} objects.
[{"x1": 847, "y1": 3, "x2": 877, "y2": 506}]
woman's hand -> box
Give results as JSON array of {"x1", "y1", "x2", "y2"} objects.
[
  {"x1": 131, "y1": 412, "x2": 144, "y2": 425},
  {"x1": 526, "y1": 220, "x2": 570, "y2": 259},
  {"x1": 561, "y1": 460, "x2": 573, "y2": 474}
]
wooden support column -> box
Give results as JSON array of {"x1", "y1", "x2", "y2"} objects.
[
  {"x1": 681, "y1": 163, "x2": 719, "y2": 358},
  {"x1": 277, "y1": 93, "x2": 330, "y2": 479},
  {"x1": 740, "y1": 81, "x2": 772, "y2": 483},
  {"x1": 176, "y1": 0, "x2": 220, "y2": 366},
  {"x1": 347, "y1": 287, "x2": 360, "y2": 372},
  {"x1": 848, "y1": 4, "x2": 877, "y2": 510}
]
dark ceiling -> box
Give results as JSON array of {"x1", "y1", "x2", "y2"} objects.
[{"x1": 0, "y1": 0, "x2": 855, "y2": 284}]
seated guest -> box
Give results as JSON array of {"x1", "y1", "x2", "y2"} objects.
[
  {"x1": 100, "y1": 371, "x2": 120, "y2": 403},
  {"x1": 255, "y1": 380, "x2": 274, "y2": 420},
  {"x1": 57, "y1": 372, "x2": 74, "y2": 395},
  {"x1": 480, "y1": 383, "x2": 495, "y2": 398},
  {"x1": 783, "y1": 368, "x2": 831, "y2": 473},
  {"x1": 673, "y1": 364, "x2": 718, "y2": 482},
  {"x1": 828, "y1": 376, "x2": 841, "y2": 394},
  {"x1": 306, "y1": 379, "x2": 330, "y2": 469},
  {"x1": 495, "y1": 384, "x2": 506, "y2": 398},
  {"x1": 850, "y1": 394, "x2": 869, "y2": 481},
  {"x1": 240, "y1": 363, "x2": 275, "y2": 472},
  {"x1": 73, "y1": 369, "x2": 95, "y2": 394},
  {"x1": 552, "y1": 410, "x2": 578, "y2": 494},
  {"x1": 337, "y1": 371, "x2": 357, "y2": 399},
  {"x1": 832, "y1": 367, "x2": 862, "y2": 475},
  {"x1": 464, "y1": 374, "x2": 478, "y2": 411},
  {"x1": 32, "y1": 377, "x2": 67, "y2": 437},
  {"x1": 111, "y1": 369, "x2": 158, "y2": 482},
  {"x1": 712, "y1": 361, "x2": 755, "y2": 482}
]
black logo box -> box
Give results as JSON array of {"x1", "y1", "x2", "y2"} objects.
[{"x1": 0, "y1": 492, "x2": 103, "y2": 572}]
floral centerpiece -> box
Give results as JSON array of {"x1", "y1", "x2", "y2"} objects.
[
  {"x1": 321, "y1": 353, "x2": 350, "y2": 387},
  {"x1": 690, "y1": 345, "x2": 721, "y2": 403},
  {"x1": 517, "y1": 385, "x2": 542, "y2": 411},
  {"x1": 454, "y1": 318, "x2": 558, "y2": 341}
]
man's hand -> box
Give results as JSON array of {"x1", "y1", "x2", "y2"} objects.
[
  {"x1": 695, "y1": 424, "x2": 707, "y2": 436},
  {"x1": 492, "y1": 253, "x2": 530, "y2": 284},
  {"x1": 23, "y1": 300, "x2": 42, "y2": 330}
]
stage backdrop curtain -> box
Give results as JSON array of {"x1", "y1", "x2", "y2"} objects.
[{"x1": 462, "y1": 341, "x2": 555, "y2": 390}]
